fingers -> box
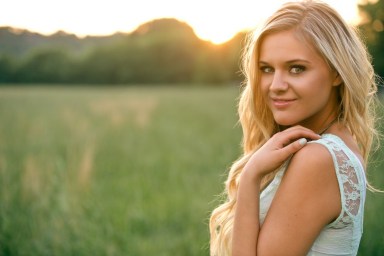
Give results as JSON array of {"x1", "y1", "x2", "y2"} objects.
[
  {"x1": 271, "y1": 126, "x2": 319, "y2": 160},
  {"x1": 283, "y1": 125, "x2": 320, "y2": 138},
  {"x1": 246, "y1": 126, "x2": 320, "y2": 175},
  {"x1": 275, "y1": 126, "x2": 320, "y2": 146},
  {"x1": 279, "y1": 138, "x2": 308, "y2": 158}
]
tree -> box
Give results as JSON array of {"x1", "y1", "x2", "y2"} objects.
[
  {"x1": 16, "y1": 48, "x2": 74, "y2": 83},
  {"x1": 0, "y1": 55, "x2": 15, "y2": 83},
  {"x1": 0, "y1": 18, "x2": 246, "y2": 85},
  {"x1": 358, "y1": 0, "x2": 384, "y2": 80}
]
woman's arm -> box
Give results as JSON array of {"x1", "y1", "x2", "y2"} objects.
[
  {"x1": 232, "y1": 126, "x2": 340, "y2": 256},
  {"x1": 256, "y1": 142, "x2": 341, "y2": 255},
  {"x1": 232, "y1": 170, "x2": 262, "y2": 256}
]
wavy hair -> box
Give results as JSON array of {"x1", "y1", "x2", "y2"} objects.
[{"x1": 209, "y1": 1, "x2": 379, "y2": 255}]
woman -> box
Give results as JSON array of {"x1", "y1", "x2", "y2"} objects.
[{"x1": 209, "y1": 1, "x2": 379, "y2": 255}]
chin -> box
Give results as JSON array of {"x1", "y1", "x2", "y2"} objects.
[{"x1": 273, "y1": 117, "x2": 297, "y2": 127}]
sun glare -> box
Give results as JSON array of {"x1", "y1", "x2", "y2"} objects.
[
  {"x1": 195, "y1": 28, "x2": 241, "y2": 45},
  {"x1": 191, "y1": 0, "x2": 358, "y2": 44},
  {"x1": 0, "y1": 0, "x2": 359, "y2": 44},
  {"x1": 177, "y1": 0, "x2": 286, "y2": 44},
  {"x1": 189, "y1": 21, "x2": 249, "y2": 44}
]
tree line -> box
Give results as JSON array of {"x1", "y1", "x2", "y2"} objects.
[
  {"x1": 0, "y1": 19, "x2": 244, "y2": 85},
  {"x1": 0, "y1": 0, "x2": 382, "y2": 85}
]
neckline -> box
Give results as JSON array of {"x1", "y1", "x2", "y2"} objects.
[
  {"x1": 318, "y1": 133, "x2": 365, "y2": 170},
  {"x1": 319, "y1": 133, "x2": 350, "y2": 150},
  {"x1": 321, "y1": 133, "x2": 342, "y2": 140}
]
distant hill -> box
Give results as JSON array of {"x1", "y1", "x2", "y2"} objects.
[
  {"x1": 132, "y1": 18, "x2": 199, "y2": 40},
  {"x1": 0, "y1": 26, "x2": 126, "y2": 58},
  {"x1": 0, "y1": 18, "x2": 212, "y2": 59},
  {"x1": 0, "y1": 18, "x2": 247, "y2": 84}
]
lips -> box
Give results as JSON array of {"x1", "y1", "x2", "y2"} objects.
[{"x1": 271, "y1": 98, "x2": 296, "y2": 108}]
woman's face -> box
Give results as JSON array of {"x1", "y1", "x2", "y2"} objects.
[{"x1": 259, "y1": 30, "x2": 342, "y2": 132}]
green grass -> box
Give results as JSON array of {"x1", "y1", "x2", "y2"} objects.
[{"x1": 0, "y1": 85, "x2": 383, "y2": 255}]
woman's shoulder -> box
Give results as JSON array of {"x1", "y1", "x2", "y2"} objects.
[
  {"x1": 277, "y1": 140, "x2": 342, "y2": 220},
  {"x1": 288, "y1": 133, "x2": 363, "y2": 185},
  {"x1": 285, "y1": 132, "x2": 366, "y2": 221},
  {"x1": 310, "y1": 126, "x2": 365, "y2": 168},
  {"x1": 308, "y1": 133, "x2": 365, "y2": 175},
  {"x1": 260, "y1": 137, "x2": 342, "y2": 241},
  {"x1": 286, "y1": 139, "x2": 337, "y2": 185}
]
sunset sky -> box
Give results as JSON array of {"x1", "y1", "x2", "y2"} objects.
[{"x1": 0, "y1": 0, "x2": 360, "y2": 44}]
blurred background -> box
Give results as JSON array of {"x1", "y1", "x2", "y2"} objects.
[{"x1": 0, "y1": 0, "x2": 383, "y2": 255}]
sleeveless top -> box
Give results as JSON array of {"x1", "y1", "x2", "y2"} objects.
[{"x1": 259, "y1": 134, "x2": 366, "y2": 256}]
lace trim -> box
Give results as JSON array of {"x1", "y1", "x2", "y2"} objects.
[{"x1": 316, "y1": 135, "x2": 364, "y2": 228}]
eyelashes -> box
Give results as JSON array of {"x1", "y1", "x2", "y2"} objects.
[
  {"x1": 259, "y1": 66, "x2": 274, "y2": 73},
  {"x1": 290, "y1": 65, "x2": 306, "y2": 74},
  {"x1": 259, "y1": 65, "x2": 306, "y2": 74}
]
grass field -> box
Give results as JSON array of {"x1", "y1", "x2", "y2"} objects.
[{"x1": 0, "y1": 85, "x2": 383, "y2": 255}]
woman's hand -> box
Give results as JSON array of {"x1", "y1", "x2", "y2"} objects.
[{"x1": 242, "y1": 126, "x2": 321, "y2": 181}]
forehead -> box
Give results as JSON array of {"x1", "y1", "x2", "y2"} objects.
[{"x1": 259, "y1": 30, "x2": 323, "y2": 62}]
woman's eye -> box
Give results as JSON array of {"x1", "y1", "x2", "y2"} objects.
[
  {"x1": 290, "y1": 65, "x2": 305, "y2": 74},
  {"x1": 260, "y1": 66, "x2": 274, "y2": 73}
]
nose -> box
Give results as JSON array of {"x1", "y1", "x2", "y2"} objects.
[{"x1": 269, "y1": 71, "x2": 288, "y2": 92}]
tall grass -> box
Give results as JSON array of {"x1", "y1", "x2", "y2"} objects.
[{"x1": 0, "y1": 86, "x2": 382, "y2": 255}]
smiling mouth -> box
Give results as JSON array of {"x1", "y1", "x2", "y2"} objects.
[{"x1": 271, "y1": 98, "x2": 296, "y2": 107}]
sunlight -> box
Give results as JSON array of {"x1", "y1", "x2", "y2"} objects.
[
  {"x1": 187, "y1": 0, "x2": 359, "y2": 44},
  {"x1": 0, "y1": 0, "x2": 360, "y2": 43},
  {"x1": 172, "y1": 0, "x2": 290, "y2": 44},
  {"x1": 189, "y1": 20, "x2": 249, "y2": 44}
]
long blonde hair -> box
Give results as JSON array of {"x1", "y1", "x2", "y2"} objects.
[{"x1": 209, "y1": 1, "x2": 378, "y2": 255}]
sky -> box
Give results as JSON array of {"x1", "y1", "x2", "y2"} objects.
[{"x1": 0, "y1": 0, "x2": 360, "y2": 44}]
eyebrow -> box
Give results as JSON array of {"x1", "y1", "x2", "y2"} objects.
[{"x1": 259, "y1": 59, "x2": 311, "y2": 65}]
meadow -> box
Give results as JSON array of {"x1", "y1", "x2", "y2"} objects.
[{"x1": 0, "y1": 85, "x2": 383, "y2": 255}]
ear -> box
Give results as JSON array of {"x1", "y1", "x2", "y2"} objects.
[{"x1": 332, "y1": 72, "x2": 343, "y2": 87}]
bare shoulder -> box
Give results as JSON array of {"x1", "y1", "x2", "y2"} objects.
[
  {"x1": 281, "y1": 141, "x2": 341, "y2": 219},
  {"x1": 283, "y1": 142, "x2": 339, "y2": 198},
  {"x1": 257, "y1": 141, "x2": 342, "y2": 255},
  {"x1": 288, "y1": 141, "x2": 334, "y2": 177}
]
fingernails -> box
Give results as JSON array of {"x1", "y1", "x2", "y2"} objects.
[{"x1": 298, "y1": 138, "x2": 307, "y2": 146}]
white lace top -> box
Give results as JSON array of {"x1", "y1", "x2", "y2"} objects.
[{"x1": 259, "y1": 134, "x2": 366, "y2": 256}]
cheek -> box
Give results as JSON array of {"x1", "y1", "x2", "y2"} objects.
[
  {"x1": 300, "y1": 80, "x2": 332, "y2": 107},
  {"x1": 259, "y1": 78, "x2": 270, "y2": 97}
]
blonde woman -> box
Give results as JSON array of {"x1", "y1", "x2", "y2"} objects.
[{"x1": 209, "y1": 1, "x2": 378, "y2": 255}]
